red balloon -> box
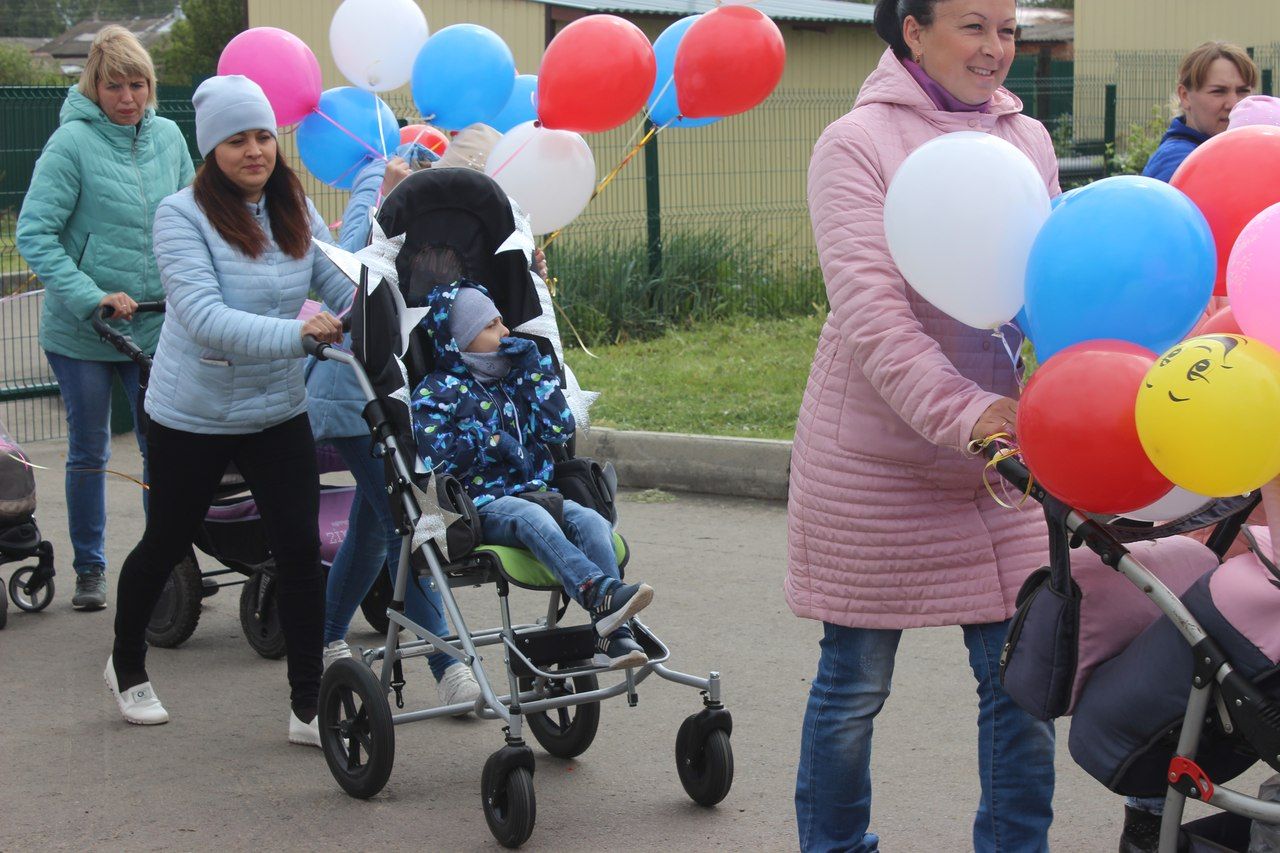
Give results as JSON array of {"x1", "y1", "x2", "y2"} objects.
[
  {"x1": 399, "y1": 124, "x2": 449, "y2": 155},
  {"x1": 537, "y1": 15, "x2": 656, "y2": 133},
  {"x1": 1196, "y1": 304, "x2": 1243, "y2": 337},
  {"x1": 1171, "y1": 125, "x2": 1280, "y2": 296},
  {"x1": 674, "y1": 6, "x2": 785, "y2": 119},
  {"x1": 1016, "y1": 340, "x2": 1172, "y2": 514}
]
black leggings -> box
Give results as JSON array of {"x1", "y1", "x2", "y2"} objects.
[{"x1": 113, "y1": 413, "x2": 324, "y2": 711}]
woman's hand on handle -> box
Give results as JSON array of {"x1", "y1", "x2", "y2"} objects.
[
  {"x1": 301, "y1": 311, "x2": 343, "y2": 345},
  {"x1": 971, "y1": 397, "x2": 1019, "y2": 444},
  {"x1": 98, "y1": 291, "x2": 138, "y2": 320}
]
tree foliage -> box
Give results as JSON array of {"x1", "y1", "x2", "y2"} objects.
[
  {"x1": 152, "y1": 0, "x2": 245, "y2": 85},
  {"x1": 0, "y1": 44, "x2": 66, "y2": 85}
]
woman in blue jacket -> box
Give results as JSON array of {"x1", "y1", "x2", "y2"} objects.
[
  {"x1": 1142, "y1": 42, "x2": 1256, "y2": 182},
  {"x1": 104, "y1": 76, "x2": 352, "y2": 745},
  {"x1": 16, "y1": 25, "x2": 193, "y2": 611}
]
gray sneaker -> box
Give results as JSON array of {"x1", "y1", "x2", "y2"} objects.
[{"x1": 72, "y1": 568, "x2": 108, "y2": 610}]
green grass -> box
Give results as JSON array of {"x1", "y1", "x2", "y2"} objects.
[{"x1": 569, "y1": 312, "x2": 825, "y2": 441}]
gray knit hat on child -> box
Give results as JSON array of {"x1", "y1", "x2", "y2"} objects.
[
  {"x1": 193, "y1": 75, "x2": 277, "y2": 158},
  {"x1": 450, "y1": 287, "x2": 501, "y2": 351}
]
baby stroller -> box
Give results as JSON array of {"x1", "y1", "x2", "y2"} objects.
[
  {"x1": 0, "y1": 416, "x2": 56, "y2": 628},
  {"x1": 988, "y1": 446, "x2": 1280, "y2": 852},
  {"x1": 91, "y1": 304, "x2": 387, "y2": 656},
  {"x1": 306, "y1": 167, "x2": 734, "y2": 848}
]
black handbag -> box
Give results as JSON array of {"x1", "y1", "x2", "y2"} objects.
[
  {"x1": 998, "y1": 497, "x2": 1082, "y2": 721},
  {"x1": 406, "y1": 472, "x2": 482, "y2": 568},
  {"x1": 553, "y1": 457, "x2": 618, "y2": 525}
]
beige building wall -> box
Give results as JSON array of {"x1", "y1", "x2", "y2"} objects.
[
  {"x1": 248, "y1": 0, "x2": 877, "y2": 262},
  {"x1": 1076, "y1": 0, "x2": 1280, "y2": 54}
]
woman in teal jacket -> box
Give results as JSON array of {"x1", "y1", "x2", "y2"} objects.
[{"x1": 16, "y1": 26, "x2": 193, "y2": 611}]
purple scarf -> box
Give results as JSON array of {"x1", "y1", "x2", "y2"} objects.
[{"x1": 903, "y1": 58, "x2": 990, "y2": 113}]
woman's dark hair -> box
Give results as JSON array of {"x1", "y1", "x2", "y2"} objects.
[
  {"x1": 874, "y1": 0, "x2": 940, "y2": 59},
  {"x1": 192, "y1": 152, "x2": 311, "y2": 260}
]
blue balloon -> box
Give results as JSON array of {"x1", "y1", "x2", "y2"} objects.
[
  {"x1": 297, "y1": 87, "x2": 398, "y2": 189},
  {"x1": 647, "y1": 16, "x2": 720, "y2": 129},
  {"x1": 1049, "y1": 186, "x2": 1084, "y2": 210},
  {"x1": 489, "y1": 74, "x2": 537, "y2": 134},
  {"x1": 1024, "y1": 176, "x2": 1216, "y2": 362},
  {"x1": 412, "y1": 24, "x2": 515, "y2": 131}
]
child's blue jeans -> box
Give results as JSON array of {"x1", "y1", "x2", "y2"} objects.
[{"x1": 478, "y1": 496, "x2": 619, "y2": 606}]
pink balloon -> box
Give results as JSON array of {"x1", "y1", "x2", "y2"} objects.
[
  {"x1": 1227, "y1": 202, "x2": 1280, "y2": 351},
  {"x1": 218, "y1": 27, "x2": 322, "y2": 126},
  {"x1": 1229, "y1": 95, "x2": 1280, "y2": 131}
]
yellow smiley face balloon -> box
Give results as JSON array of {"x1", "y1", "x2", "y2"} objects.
[{"x1": 1136, "y1": 334, "x2": 1280, "y2": 496}]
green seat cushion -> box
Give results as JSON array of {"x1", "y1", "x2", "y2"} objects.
[{"x1": 476, "y1": 532, "x2": 626, "y2": 590}]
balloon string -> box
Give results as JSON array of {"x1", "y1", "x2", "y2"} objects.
[
  {"x1": 5, "y1": 452, "x2": 149, "y2": 490},
  {"x1": 552, "y1": 298, "x2": 599, "y2": 359},
  {"x1": 372, "y1": 91, "x2": 388, "y2": 160},
  {"x1": 313, "y1": 108, "x2": 389, "y2": 163},
  {"x1": 995, "y1": 324, "x2": 1026, "y2": 390},
  {"x1": 486, "y1": 129, "x2": 539, "y2": 181},
  {"x1": 541, "y1": 123, "x2": 660, "y2": 251},
  {"x1": 966, "y1": 433, "x2": 1034, "y2": 509}
]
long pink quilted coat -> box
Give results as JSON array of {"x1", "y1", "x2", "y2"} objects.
[{"x1": 786, "y1": 49, "x2": 1062, "y2": 630}]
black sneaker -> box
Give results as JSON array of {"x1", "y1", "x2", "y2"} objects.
[
  {"x1": 592, "y1": 626, "x2": 648, "y2": 670},
  {"x1": 72, "y1": 567, "x2": 108, "y2": 611},
  {"x1": 589, "y1": 580, "x2": 653, "y2": 637},
  {"x1": 1118, "y1": 805, "x2": 1189, "y2": 853}
]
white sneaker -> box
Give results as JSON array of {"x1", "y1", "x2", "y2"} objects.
[
  {"x1": 323, "y1": 639, "x2": 353, "y2": 672},
  {"x1": 436, "y1": 664, "x2": 482, "y2": 717},
  {"x1": 288, "y1": 710, "x2": 321, "y2": 748},
  {"x1": 104, "y1": 657, "x2": 169, "y2": 725}
]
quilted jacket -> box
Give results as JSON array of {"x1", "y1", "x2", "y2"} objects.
[
  {"x1": 17, "y1": 87, "x2": 194, "y2": 360},
  {"x1": 410, "y1": 282, "x2": 573, "y2": 506},
  {"x1": 144, "y1": 187, "x2": 354, "y2": 434},
  {"x1": 786, "y1": 49, "x2": 1062, "y2": 629}
]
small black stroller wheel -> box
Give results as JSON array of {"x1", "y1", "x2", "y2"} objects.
[
  {"x1": 518, "y1": 667, "x2": 601, "y2": 759},
  {"x1": 146, "y1": 555, "x2": 203, "y2": 648},
  {"x1": 239, "y1": 572, "x2": 288, "y2": 659},
  {"x1": 481, "y1": 763, "x2": 536, "y2": 848},
  {"x1": 319, "y1": 658, "x2": 395, "y2": 799},
  {"x1": 0, "y1": 576, "x2": 8, "y2": 628},
  {"x1": 10, "y1": 566, "x2": 54, "y2": 612},
  {"x1": 675, "y1": 719, "x2": 734, "y2": 807},
  {"x1": 359, "y1": 569, "x2": 392, "y2": 635}
]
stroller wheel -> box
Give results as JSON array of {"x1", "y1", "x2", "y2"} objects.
[
  {"x1": 675, "y1": 718, "x2": 734, "y2": 807},
  {"x1": 319, "y1": 658, "x2": 395, "y2": 799},
  {"x1": 518, "y1": 667, "x2": 601, "y2": 759},
  {"x1": 10, "y1": 566, "x2": 54, "y2": 613},
  {"x1": 146, "y1": 555, "x2": 203, "y2": 648},
  {"x1": 239, "y1": 572, "x2": 288, "y2": 659},
  {"x1": 481, "y1": 760, "x2": 536, "y2": 849},
  {"x1": 359, "y1": 569, "x2": 392, "y2": 635},
  {"x1": 0, "y1": 574, "x2": 8, "y2": 628}
]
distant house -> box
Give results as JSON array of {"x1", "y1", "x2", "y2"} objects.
[
  {"x1": 1018, "y1": 8, "x2": 1074, "y2": 62},
  {"x1": 37, "y1": 12, "x2": 181, "y2": 76}
]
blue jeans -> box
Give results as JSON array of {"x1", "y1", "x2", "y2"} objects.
[
  {"x1": 45, "y1": 351, "x2": 145, "y2": 576},
  {"x1": 478, "y1": 496, "x2": 619, "y2": 607},
  {"x1": 796, "y1": 621, "x2": 1056, "y2": 853},
  {"x1": 323, "y1": 435, "x2": 456, "y2": 681}
]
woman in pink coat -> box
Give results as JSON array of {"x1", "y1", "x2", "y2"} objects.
[{"x1": 789, "y1": 1, "x2": 1060, "y2": 850}]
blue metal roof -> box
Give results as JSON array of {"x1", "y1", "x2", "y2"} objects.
[{"x1": 536, "y1": 0, "x2": 876, "y2": 25}]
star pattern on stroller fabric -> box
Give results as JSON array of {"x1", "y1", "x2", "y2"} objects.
[{"x1": 410, "y1": 472, "x2": 464, "y2": 561}]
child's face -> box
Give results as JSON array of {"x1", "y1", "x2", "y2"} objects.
[{"x1": 466, "y1": 316, "x2": 508, "y2": 354}]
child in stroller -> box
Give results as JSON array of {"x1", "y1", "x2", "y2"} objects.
[
  {"x1": 410, "y1": 275, "x2": 654, "y2": 669},
  {"x1": 0, "y1": 416, "x2": 56, "y2": 627}
]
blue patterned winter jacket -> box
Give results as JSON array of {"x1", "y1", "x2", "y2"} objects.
[{"x1": 409, "y1": 282, "x2": 574, "y2": 506}]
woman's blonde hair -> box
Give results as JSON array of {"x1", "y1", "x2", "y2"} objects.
[
  {"x1": 1174, "y1": 41, "x2": 1258, "y2": 107},
  {"x1": 77, "y1": 25, "x2": 157, "y2": 109}
]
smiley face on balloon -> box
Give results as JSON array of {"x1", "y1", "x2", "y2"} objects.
[{"x1": 1136, "y1": 334, "x2": 1280, "y2": 496}]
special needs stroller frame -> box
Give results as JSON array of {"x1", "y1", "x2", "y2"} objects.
[{"x1": 988, "y1": 447, "x2": 1280, "y2": 853}]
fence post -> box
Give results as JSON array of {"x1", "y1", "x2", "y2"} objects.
[
  {"x1": 1103, "y1": 83, "x2": 1117, "y2": 177},
  {"x1": 1264, "y1": 68, "x2": 1274, "y2": 97},
  {"x1": 643, "y1": 118, "x2": 662, "y2": 280}
]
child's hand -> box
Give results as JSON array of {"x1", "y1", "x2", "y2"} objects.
[
  {"x1": 491, "y1": 431, "x2": 526, "y2": 465},
  {"x1": 499, "y1": 336, "x2": 540, "y2": 366}
]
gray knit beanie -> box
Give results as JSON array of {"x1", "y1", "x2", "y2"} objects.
[
  {"x1": 193, "y1": 75, "x2": 277, "y2": 158},
  {"x1": 450, "y1": 287, "x2": 501, "y2": 351}
]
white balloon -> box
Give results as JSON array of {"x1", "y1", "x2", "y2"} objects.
[
  {"x1": 485, "y1": 121, "x2": 595, "y2": 235},
  {"x1": 1122, "y1": 486, "x2": 1214, "y2": 523},
  {"x1": 330, "y1": 0, "x2": 428, "y2": 92},
  {"x1": 884, "y1": 131, "x2": 1051, "y2": 329}
]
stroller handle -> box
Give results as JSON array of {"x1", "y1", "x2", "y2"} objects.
[
  {"x1": 302, "y1": 335, "x2": 331, "y2": 359},
  {"x1": 92, "y1": 301, "x2": 164, "y2": 369}
]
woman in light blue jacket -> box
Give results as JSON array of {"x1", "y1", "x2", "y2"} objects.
[{"x1": 104, "y1": 76, "x2": 352, "y2": 745}]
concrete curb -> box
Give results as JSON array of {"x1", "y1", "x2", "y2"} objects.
[{"x1": 577, "y1": 426, "x2": 792, "y2": 501}]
